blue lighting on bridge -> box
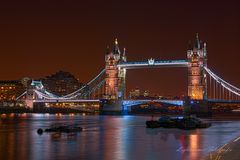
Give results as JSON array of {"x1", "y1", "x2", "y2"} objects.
[{"x1": 122, "y1": 100, "x2": 184, "y2": 108}]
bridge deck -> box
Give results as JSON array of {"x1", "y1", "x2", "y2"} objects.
[
  {"x1": 32, "y1": 99, "x2": 240, "y2": 105},
  {"x1": 208, "y1": 99, "x2": 240, "y2": 103},
  {"x1": 33, "y1": 99, "x2": 101, "y2": 103},
  {"x1": 122, "y1": 99, "x2": 184, "y2": 106}
]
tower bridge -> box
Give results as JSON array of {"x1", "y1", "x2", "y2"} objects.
[
  {"x1": 104, "y1": 34, "x2": 207, "y2": 101},
  {"x1": 17, "y1": 34, "x2": 240, "y2": 114}
]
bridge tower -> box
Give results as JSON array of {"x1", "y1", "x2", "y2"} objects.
[
  {"x1": 187, "y1": 34, "x2": 207, "y2": 100},
  {"x1": 25, "y1": 80, "x2": 44, "y2": 108},
  {"x1": 105, "y1": 39, "x2": 127, "y2": 100}
]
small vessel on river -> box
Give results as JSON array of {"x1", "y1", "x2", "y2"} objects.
[
  {"x1": 146, "y1": 115, "x2": 211, "y2": 129},
  {"x1": 37, "y1": 124, "x2": 83, "y2": 134}
]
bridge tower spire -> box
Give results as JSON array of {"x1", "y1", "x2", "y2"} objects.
[
  {"x1": 105, "y1": 39, "x2": 126, "y2": 100},
  {"x1": 187, "y1": 34, "x2": 207, "y2": 100}
]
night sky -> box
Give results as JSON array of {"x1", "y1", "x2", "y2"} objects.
[{"x1": 0, "y1": 0, "x2": 239, "y2": 96}]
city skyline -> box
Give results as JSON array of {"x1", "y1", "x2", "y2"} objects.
[{"x1": 0, "y1": 0, "x2": 239, "y2": 96}]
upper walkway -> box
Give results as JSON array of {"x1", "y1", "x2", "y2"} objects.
[{"x1": 117, "y1": 59, "x2": 188, "y2": 69}]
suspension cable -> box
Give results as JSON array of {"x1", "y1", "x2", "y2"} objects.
[{"x1": 204, "y1": 67, "x2": 240, "y2": 97}]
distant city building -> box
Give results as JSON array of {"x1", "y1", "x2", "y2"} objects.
[
  {"x1": 21, "y1": 77, "x2": 32, "y2": 88},
  {"x1": 143, "y1": 90, "x2": 149, "y2": 97},
  {"x1": 129, "y1": 88, "x2": 141, "y2": 99},
  {"x1": 0, "y1": 80, "x2": 25, "y2": 101},
  {"x1": 128, "y1": 88, "x2": 181, "y2": 100},
  {"x1": 41, "y1": 71, "x2": 83, "y2": 96}
]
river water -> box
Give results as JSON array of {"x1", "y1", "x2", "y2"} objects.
[{"x1": 0, "y1": 114, "x2": 240, "y2": 160}]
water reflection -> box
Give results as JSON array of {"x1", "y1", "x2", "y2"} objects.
[{"x1": 0, "y1": 114, "x2": 240, "y2": 160}]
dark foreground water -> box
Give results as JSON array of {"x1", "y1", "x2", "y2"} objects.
[{"x1": 0, "y1": 114, "x2": 240, "y2": 160}]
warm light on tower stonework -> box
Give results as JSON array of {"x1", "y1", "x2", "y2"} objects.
[
  {"x1": 187, "y1": 34, "x2": 207, "y2": 100},
  {"x1": 105, "y1": 39, "x2": 127, "y2": 100}
]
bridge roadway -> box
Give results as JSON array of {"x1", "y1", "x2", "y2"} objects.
[
  {"x1": 208, "y1": 99, "x2": 240, "y2": 103},
  {"x1": 122, "y1": 99, "x2": 184, "y2": 107},
  {"x1": 32, "y1": 99, "x2": 240, "y2": 107},
  {"x1": 33, "y1": 99, "x2": 101, "y2": 103},
  {"x1": 117, "y1": 60, "x2": 189, "y2": 69},
  {"x1": 33, "y1": 99, "x2": 184, "y2": 106}
]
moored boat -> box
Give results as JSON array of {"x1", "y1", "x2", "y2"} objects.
[
  {"x1": 146, "y1": 120, "x2": 161, "y2": 128},
  {"x1": 146, "y1": 115, "x2": 211, "y2": 129},
  {"x1": 37, "y1": 124, "x2": 83, "y2": 134}
]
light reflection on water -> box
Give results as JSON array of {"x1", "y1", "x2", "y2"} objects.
[{"x1": 0, "y1": 114, "x2": 240, "y2": 160}]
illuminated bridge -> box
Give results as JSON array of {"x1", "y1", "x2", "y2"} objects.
[{"x1": 16, "y1": 35, "x2": 240, "y2": 112}]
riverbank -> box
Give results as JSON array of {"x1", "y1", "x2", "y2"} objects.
[
  {"x1": 204, "y1": 136, "x2": 240, "y2": 160},
  {"x1": 0, "y1": 107, "x2": 31, "y2": 114}
]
